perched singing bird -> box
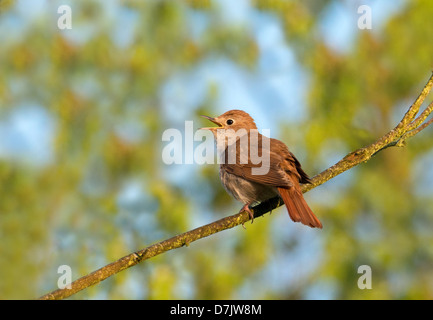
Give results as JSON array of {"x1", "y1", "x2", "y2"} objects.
[{"x1": 201, "y1": 110, "x2": 322, "y2": 228}]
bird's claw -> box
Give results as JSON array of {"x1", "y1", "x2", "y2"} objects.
[{"x1": 239, "y1": 204, "x2": 254, "y2": 225}]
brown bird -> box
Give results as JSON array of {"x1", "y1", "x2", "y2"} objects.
[{"x1": 201, "y1": 110, "x2": 322, "y2": 228}]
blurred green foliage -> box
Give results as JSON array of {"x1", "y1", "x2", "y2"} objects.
[{"x1": 1, "y1": 0, "x2": 433, "y2": 299}]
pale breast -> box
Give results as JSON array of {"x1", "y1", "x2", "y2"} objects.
[{"x1": 219, "y1": 166, "x2": 278, "y2": 205}]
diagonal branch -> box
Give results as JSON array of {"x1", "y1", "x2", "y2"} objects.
[{"x1": 38, "y1": 72, "x2": 433, "y2": 300}]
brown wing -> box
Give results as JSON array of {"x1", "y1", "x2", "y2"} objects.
[
  {"x1": 287, "y1": 151, "x2": 311, "y2": 184},
  {"x1": 220, "y1": 133, "x2": 293, "y2": 188},
  {"x1": 270, "y1": 137, "x2": 311, "y2": 185}
]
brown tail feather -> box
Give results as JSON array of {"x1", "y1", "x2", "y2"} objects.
[{"x1": 277, "y1": 187, "x2": 322, "y2": 229}]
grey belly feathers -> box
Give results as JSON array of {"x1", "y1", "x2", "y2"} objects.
[{"x1": 219, "y1": 166, "x2": 278, "y2": 206}]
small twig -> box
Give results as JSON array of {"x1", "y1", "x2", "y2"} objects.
[
  {"x1": 405, "y1": 100, "x2": 433, "y2": 132},
  {"x1": 397, "y1": 73, "x2": 433, "y2": 129},
  {"x1": 398, "y1": 116, "x2": 433, "y2": 145}
]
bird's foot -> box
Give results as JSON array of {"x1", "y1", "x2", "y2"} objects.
[{"x1": 239, "y1": 204, "x2": 254, "y2": 226}]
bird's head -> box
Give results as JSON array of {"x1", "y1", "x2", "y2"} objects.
[{"x1": 200, "y1": 110, "x2": 258, "y2": 135}]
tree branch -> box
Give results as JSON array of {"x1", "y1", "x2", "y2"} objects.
[{"x1": 38, "y1": 72, "x2": 433, "y2": 300}]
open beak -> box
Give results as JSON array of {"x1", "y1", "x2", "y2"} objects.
[{"x1": 200, "y1": 115, "x2": 223, "y2": 130}]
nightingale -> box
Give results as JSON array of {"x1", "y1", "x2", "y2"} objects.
[{"x1": 201, "y1": 109, "x2": 322, "y2": 229}]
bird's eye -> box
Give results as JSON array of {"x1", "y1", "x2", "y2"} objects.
[{"x1": 226, "y1": 119, "x2": 234, "y2": 125}]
